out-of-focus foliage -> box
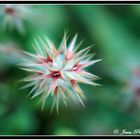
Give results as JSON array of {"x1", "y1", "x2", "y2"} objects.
[{"x1": 0, "y1": 4, "x2": 140, "y2": 135}]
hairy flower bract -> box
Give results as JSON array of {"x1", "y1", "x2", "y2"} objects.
[
  {"x1": 0, "y1": 5, "x2": 33, "y2": 34},
  {"x1": 20, "y1": 33, "x2": 101, "y2": 112}
]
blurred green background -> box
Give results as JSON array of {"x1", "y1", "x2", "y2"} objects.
[{"x1": 0, "y1": 4, "x2": 140, "y2": 135}]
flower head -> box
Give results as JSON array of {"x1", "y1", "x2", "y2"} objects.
[
  {"x1": 20, "y1": 33, "x2": 101, "y2": 112},
  {"x1": 0, "y1": 4, "x2": 33, "y2": 34}
]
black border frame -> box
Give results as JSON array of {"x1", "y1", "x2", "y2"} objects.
[
  {"x1": 0, "y1": 1, "x2": 140, "y2": 4},
  {"x1": 0, "y1": 0, "x2": 140, "y2": 139},
  {"x1": 1, "y1": 135, "x2": 140, "y2": 139}
]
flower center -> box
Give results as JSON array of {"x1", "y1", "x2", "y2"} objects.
[
  {"x1": 72, "y1": 63, "x2": 83, "y2": 72},
  {"x1": 51, "y1": 71, "x2": 61, "y2": 79},
  {"x1": 5, "y1": 7, "x2": 15, "y2": 15},
  {"x1": 72, "y1": 66, "x2": 78, "y2": 71}
]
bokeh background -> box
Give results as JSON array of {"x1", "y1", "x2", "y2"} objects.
[{"x1": 0, "y1": 4, "x2": 140, "y2": 135}]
